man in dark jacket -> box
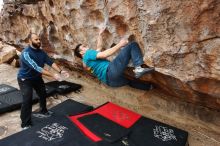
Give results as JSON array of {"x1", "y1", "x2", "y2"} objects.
[{"x1": 17, "y1": 33, "x2": 69, "y2": 130}]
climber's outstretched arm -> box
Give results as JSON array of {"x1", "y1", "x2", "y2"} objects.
[{"x1": 96, "y1": 27, "x2": 106, "y2": 52}]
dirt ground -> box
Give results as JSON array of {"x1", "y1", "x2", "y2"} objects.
[{"x1": 0, "y1": 63, "x2": 219, "y2": 146}]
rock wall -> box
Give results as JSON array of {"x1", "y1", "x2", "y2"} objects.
[{"x1": 0, "y1": 0, "x2": 219, "y2": 110}]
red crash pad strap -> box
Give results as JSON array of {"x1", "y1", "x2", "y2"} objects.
[{"x1": 69, "y1": 113, "x2": 102, "y2": 142}]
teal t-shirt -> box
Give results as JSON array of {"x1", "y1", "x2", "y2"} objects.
[{"x1": 83, "y1": 49, "x2": 110, "y2": 83}]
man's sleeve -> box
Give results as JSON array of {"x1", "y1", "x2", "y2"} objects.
[
  {"x1": 83, "y1": 50, "x2": 98, "y2": 63},
  {"x1": 44, "y1": 53, "x2": 54, "y2": 66},
  {"x1": 22, "y1": 52, "x2": 43, "y2": 73}
]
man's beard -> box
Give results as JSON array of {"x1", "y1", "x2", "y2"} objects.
[{"x1": 32, "y1": 42, "x2": 41, "y2": 49}]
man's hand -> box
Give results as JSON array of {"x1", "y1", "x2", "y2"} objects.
[
  {"x1": 60, "y1": 70, "x2": 70, "y2": 79},
  {"x1": 119, "y1": 38, "x2": 129, "y2": 47},
  {"x1": 53, "y1": 73, "x2": 62, "y2": 81},
  {"x1": 96, "y1": 27, "x2": 106, "y2": 51}
]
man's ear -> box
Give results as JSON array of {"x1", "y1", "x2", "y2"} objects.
[
  {"x1": 29, "y1": 39, "x2": 32, "y2": 44},
  {"x1": 79, "y1": 50, "x2": 83, "y2": 55}
]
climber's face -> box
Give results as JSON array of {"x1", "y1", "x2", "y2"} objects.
[
  {"x1": 79, "y1": 44, "x2": 89, "y2": 56},
  {"x1": 29, "y1": 34, "x2": 41, "y2": 49}
]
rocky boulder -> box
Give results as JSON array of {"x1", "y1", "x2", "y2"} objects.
[
  {"x1": 0, "y1": 0, "x2": 219, "y2": 110},
  {"x1": 0, "y1": 41, "x2": 17, "y2": 64}
]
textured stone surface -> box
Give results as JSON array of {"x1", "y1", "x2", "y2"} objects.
[
  {"x1": 0, "y1": 0, "x2": 219, "y2": 109},
  {"x1": 0, "y1": 41, "x2": 17, "y2": 63}
]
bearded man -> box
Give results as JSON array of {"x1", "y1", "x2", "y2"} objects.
[{"x1": 17, "y1": 33, "x2": 69, "y2": 130}]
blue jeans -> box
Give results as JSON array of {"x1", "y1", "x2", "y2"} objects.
[{"x1": 106, "y1": 42, "x2": 151, "y2": 90}]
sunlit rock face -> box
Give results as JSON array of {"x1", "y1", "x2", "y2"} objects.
[
  {"x1": 0, "y1": 0, "x2": 219, "y2": 109},
  {"x1": 0, "y1": 41, "x2": 17, "y2": 63}
]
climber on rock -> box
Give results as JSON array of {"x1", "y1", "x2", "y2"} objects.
[{"x1": 74, "y1": 28, "x2": 155, "y2": 90}]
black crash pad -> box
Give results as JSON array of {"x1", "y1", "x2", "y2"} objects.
[
  {"x1": 45, "y1": 81, "x2": 82, "y2": 94},
  {"x1": 0, "y1": 90, "x2": 39, "y2": 106},
  {"x1": 0, "y1": 90, "x2": 24, "y2": 108},
  {"x1": 78, "y1": 113, "x2": 130, "y2": 143},
  {"x1": 96, "y1": 138, "x2": 136, "y2": 146},
  {"x1": 0, "y1": 116, "x2": 97, "y2": 146},
  {"x1": 96, "y1": 117, "x2": 188, "y2": 146},
  {"x1": 70, "y1": 102, "x2": 188, "y2": 146},
  {"x1": 32, "y1": 99, "x2": 93, "y2": 124},
  {"x1": 69, "y1": 102, "x2": 141, "y2": 142},
  {"x1": 129, "y1": 117, "x2": 188, "y2": 146},
  {"x1": 0, "y1": 90, "x2": 40, "y2": 114},
  {"x1": 50, "y1": 99, "x2": 93, "y2": 116},
  {"x1": 44, "y1": 85, "x2": 57, "y2": 97},
  {"x1": 0, "y1": 84, "x2": 18, "y2": 95},
  {"x1": 0, "y1": 101, "x2": 10, "y2": 114}
]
